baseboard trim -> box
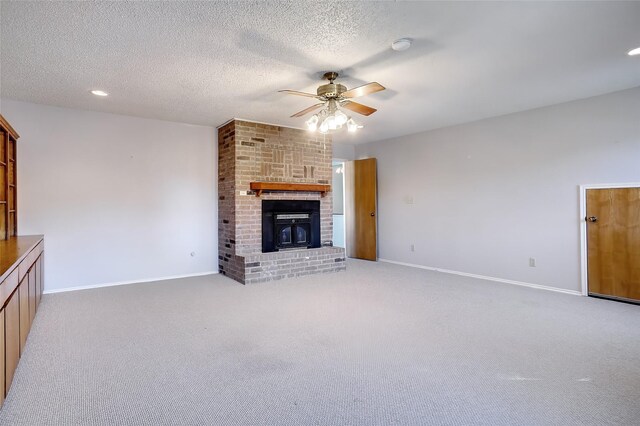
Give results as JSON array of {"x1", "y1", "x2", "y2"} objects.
[
  {"x1": 378, "y1": 259, "x2": 582, "y2": 296},
  {"x1": 43, "y1": 271, "x2": 218, "y2": 294}
]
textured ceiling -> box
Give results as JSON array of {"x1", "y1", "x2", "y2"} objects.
[{"x1": 1, "y1": 1, "x2": 639, "y2": 144}]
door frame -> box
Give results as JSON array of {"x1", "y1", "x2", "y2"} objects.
[
  {"x1": 579, "y1": 182, "x2": 640, "y2": 296},
  {"x1": 332, "y1": 159, "x2": 347, "y2": 252}
]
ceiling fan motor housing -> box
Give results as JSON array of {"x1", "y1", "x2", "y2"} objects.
[{"x1": 317, "y1": 83, "x2": 347, "y2": 98}]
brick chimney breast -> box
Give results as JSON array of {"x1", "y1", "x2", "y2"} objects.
[{"x1": 217, "y1": 119, "x2": 346, "y2": 284}]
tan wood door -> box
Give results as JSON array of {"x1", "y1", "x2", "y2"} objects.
[
  {"x1": 345, "y1": 158, "x2": 377, "y2": 261},
  {"x1": 587, "y1": 187, "x2": 640, "y2": 302}
]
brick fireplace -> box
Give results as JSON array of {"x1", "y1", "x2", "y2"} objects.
[{"x1": 218, "y1": 119, "x2": 346, "y2": 284}]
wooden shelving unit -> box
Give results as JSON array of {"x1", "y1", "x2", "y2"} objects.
[
  {"x1": 249, "y1": 182, "x2": 331, "y2": 197},
  {"x1": 0, "y1": 115, "x2": 19, "y2": 240},
  {"x1": 0, "y1": 115, "x2": 44, "y2": 409}
]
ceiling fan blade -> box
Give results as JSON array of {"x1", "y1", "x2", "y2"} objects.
[
  {"x1": 291, "y1": 103, "x2": 324, "y2": 118},
  {"x1": 341, "y1": 101, "x2": 377, "y2": 116},
  {"x1": 341, "y1": 82, "x2": 385, "y2": 99},
  {"x1": 278, "y1": 89, "x2": 319, "y2": 98}
]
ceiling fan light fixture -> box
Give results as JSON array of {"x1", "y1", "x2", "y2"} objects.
[
  {"x1": 280, "y1": 71, "x2": 384, "y2": 134},
  {"x1": 326, "y1": 115, "x2": 337, "y2": 130},
  {"x1": 306, "y1": 114, "x2": 319, "y2": 131},
  {"x1": 347, "y1": 118, "x2": 358, "y2": 132},
  {"x1": 319, "y1": 118, "x2": 329, "y2": 133},
  {"x1": 334, "y1": 109, "x2": 348, "y2": 126}
]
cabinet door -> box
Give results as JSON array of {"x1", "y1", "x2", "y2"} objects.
[
  {"x1": 5, "y1": 291, "x2": 20, "y2": 396},
  {"x1": 35, "y1": 256, "x2": 42, "y2": 307},
  {"x1": 0, "y1": 308, "x2": 4, "y2": 406},
  {"x1": 28, "y1": 267, "x2": 36, "y2": 322},
  {"x1": 19, "y1": 279, "x2": 29, "y2": 353},
  {"x1": 39, "y1": 254, "x2": 44, "y2": 297}
]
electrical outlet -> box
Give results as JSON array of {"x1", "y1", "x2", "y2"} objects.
[
  {"x1": 411, "y1": 244, "x2": 415, "y2": 252},
  {"x1": 529, "y1": 258, "x2": 536, "y2": 267}
]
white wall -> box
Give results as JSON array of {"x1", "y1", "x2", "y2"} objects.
[
  {"x1": 0, "y1": 100, "x2": 217, "y2": 292},
  {"x1": 356, "y1": 87, "x2": 640, "y2": 293},
  {"x1": 332, "y1": 143, "x2": 355, "y2": 160}
]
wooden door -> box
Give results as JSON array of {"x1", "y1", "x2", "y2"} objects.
[
  {"x1": 587, "y1": 188, "x2": 640, "y2": 302},
  {"x1": 345, "y1": 158, "x2": 377, "y2": 260}
]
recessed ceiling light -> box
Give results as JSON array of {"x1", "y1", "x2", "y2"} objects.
[
  {"x1": 628, "y1": 47, "x2": 640, "y2": 56},
  {"x1": 90, "y1": 90, "x2": 109, "y2": 96},
  {"x1": 391, "y1": 38, "x2": 412, "y2": 52}
]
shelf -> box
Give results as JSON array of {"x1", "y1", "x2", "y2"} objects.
[
  {"x1": 0, "y1": 113, "x2": 18, "y2": 242},
  {"x1": 249, "y1": 182, "x2": 331, "y2": 197}
]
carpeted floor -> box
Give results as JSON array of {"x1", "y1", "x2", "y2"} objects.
[{"x1": 0, "y1": 259, "x2": 638, "y2": 425}]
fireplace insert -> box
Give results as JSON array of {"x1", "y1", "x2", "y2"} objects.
[{"x1": 262, "y1": 200, "x2": 320, "y2": 252}]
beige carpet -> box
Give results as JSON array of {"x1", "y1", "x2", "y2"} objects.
[{"x1": 1, "y1": 259, "x2": 639, "y2": 425}]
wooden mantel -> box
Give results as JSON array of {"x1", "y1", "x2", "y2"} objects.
[{"x1": 249, "y1": 182, "x2": 331, "y2": 197}]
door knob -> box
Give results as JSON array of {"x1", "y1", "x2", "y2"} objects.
[
  {"x1": 586, "y1": 216, "x2": 598, "y2": 223},
  {"x1": 370, "y1": 212, "x2": 375, "y2": 217}
]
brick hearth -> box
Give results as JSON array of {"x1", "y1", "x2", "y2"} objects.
[{"x1": 217, "y1": 119, "x2": 346, "y2": 284}]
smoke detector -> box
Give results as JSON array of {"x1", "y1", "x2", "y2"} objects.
[{"x1": 391, "y1": 38, "x2": 412, "y2": 51}]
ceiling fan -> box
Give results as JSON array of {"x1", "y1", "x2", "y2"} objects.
[{"x1": 279, "y1": 71, "x2": 385, "y2": 133}]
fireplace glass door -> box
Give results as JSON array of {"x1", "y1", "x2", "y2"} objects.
[
  {"x1": 275, "y1": 213, "x2": 311, "y2": 249},
  {"x1": 261, "y1": 200, "x2": 321, "y2": 253}
]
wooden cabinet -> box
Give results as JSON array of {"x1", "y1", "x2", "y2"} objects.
[
  {"x1": 0, "y1": 115, "x2": 18, "y2": 241},
  {"x1": 0, "y1": 114, "x2": 46, "y2": 407},
  {"x1": 0, "y1": 236, "x2": 44, "y2": 405},
  {"x1": 0, "y1": 309, "x2": 4, "y2": 408}
]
